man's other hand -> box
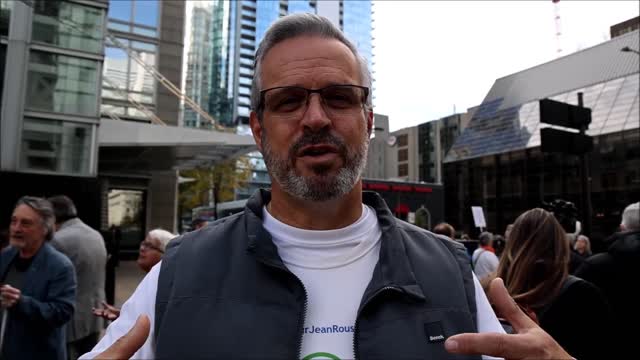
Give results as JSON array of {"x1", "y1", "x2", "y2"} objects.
[
  {"x1": 92, "y1": 301, "x2": 121, "y2": 321},
  {"x1": 445, "y1": 278, "x2": 572, "y2": 360},
  {"x1": 0, "y1": 284, "x2": 21, "y2": 308},
  {"x1": 95, "y1": 314, "x2": 150, "y2": 360}
]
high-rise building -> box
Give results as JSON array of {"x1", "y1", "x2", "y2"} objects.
[
  {"x1": 208, "y1": 0, "x2": 373, "y2": 127},
  {"x1": 183, "y1": 3, "x2": 213, "y2": 129}
]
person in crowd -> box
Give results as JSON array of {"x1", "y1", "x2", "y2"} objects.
[
  {"x1": 0, "y1": 196, "x2": 76, "y2": 360},
  {"x1": 92, "y1": 228, "x2": 175, "y2": 322},
  {"x1": 492, "y1": 235, "x2": 506, "y2": 258},
  {"x1": 504, "y1": 223, "x2": 514, "y2": 242},
  {"x1": 432, "y1": 222, "x2": 456, "y2": 239},
  {"x1": 0, "y1": 228, "x2": 8, "y2": 251},
  {"x1": 491, "y1": 208, "x2": 611, "y2": 360},
  {"x1": 576, "y1": 202, "x2": 639, "y2": 358},
  {"x1": 543, "y1": 199, "x2": 584, "y2": 273},
  {"x1": 472, "y1": 231, "x2": 499, "y2": 280},
  {"x1": 573, "y1": 234, "x2": 591, "y2": 258},
  {"x1": 48, "y1": 195, "x2": 108, "y2": 360},
  {"x1": 191, "y1": 217, "x2": 209, "y2": 231},
  {"x1": 81, "y1": 14, "x2": 574, "y2": 360}
]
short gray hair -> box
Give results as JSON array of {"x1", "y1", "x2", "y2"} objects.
[
  {"x1": 251, "y1": 13, "x2": 372, "y2": 119},
  {"x1": 148, "y1": 228, "x2": 176, "y2": 252},
  {"x1": 621, "y1": 202, "x2": 640, "y2": 230},
  {"x1": 15, "y1": 196, "x2": 55, "y2": 241}
]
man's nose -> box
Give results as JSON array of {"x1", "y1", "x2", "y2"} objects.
[{"x1": 300, "y1": 93, "x2": 331, "y2": 131}]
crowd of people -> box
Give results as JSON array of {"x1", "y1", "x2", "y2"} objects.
[
  {"x1": 433, "y1": 200, "x2": 639, "y2": 359},
  {"x1": 1, "y1": 195, "x2": 176, "y2": 360},
  {"x1": 1, "y1": 11, "x2": 638, "y2": 360}
]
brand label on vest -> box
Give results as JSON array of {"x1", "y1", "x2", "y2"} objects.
[{"x1": 424, "y1": 321, "x2": 446, "y2": 343}]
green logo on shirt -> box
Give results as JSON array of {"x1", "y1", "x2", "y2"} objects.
[{"x1": 302, "y1": 352, "x2": 341, "y2": 360}]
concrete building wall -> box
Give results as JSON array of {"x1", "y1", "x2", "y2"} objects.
[
  {"x1": 156, "y1": 0, "x2": 185, "y2": 126},
  {"x1": 148, "y1": 170, "x2": 178, "y2": 233}
]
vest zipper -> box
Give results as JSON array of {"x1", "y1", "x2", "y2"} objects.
[
  {"x1": 294, "y1": 274, "x2": 308, "y2": 360},
  {"x1": 352, "y1": 285, "x2": 400, "y2": 360}
]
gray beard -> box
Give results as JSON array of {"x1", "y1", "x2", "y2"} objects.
[{"x1": 262, "y1": 128, "x2": 369, "y2": 202}]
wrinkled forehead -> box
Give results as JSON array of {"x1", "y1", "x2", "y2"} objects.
[
  {"x1": 260, "y1": 36, "x2": 361, "y2": 88},
  {"x1": 12, "y1": 204, "x2": 42, "y2": 222}
]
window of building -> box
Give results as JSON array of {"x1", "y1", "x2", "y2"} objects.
[
  {"x1": 398, "y1": 164, "x2": 408, "y2": 177},
  {"x1": 20, "y1": 117, "x2": 94, "y2": 175},
  {"x1": 32, "y1": 0, "x2": 104, "y2": 54},
  {"x1": 397, "y1": 134, "x2": 408, "y2": 147},
  {"x1": 398, "y1": 148, "x2": 408, "y2": 162},
  {"x1": 108, "y1": 0, "x2": 158, "y2": 37},
  {"x1": 25, "y1": 51, "x2": 99, "y2": 117},
  {"x1": 0, "y1": 0, "x2": 11, "y2": 37}
]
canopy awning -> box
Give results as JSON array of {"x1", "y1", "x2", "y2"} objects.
[{"x1": 98, "y1": 119, "x2": 257, "y2": 173}]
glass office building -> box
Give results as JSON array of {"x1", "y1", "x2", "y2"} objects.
[
  {"x1": 102, "y1": 0, "x2": 159, "y2": 122},
  {"x1": 207, "y1": 0, "x2": 374, "y2": 127},
  {"x1": 184, "y1": 4, "x2": 214, "y2": 129},
  {"x1": 443, "y1": 30, "x2": 640, "y2": 245}
]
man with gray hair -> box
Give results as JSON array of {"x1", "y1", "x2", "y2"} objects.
[
  {"x1": 576, "y1": 201, "x2": 640, "y2": 358},
  {"x1": 82, "y1": 13, "x2": 573, "y2": 360},
  {"x1": 48, "y1": 195, "x2": 107, "y2": 360},
  {"x1": 1, "y1": 196, "x2": 76, "y2": 360}
]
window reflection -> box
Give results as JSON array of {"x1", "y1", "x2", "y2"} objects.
[
  {"x1": 107, "y1": 0, "x2": 158, "y2": 36},
  {"x1": 32, "y1": 0, "x2": 104, "y2": 54},
  {"x1": 0, "y1": 0, "x2": 11, "y2": 37},
  {"x1": 26, "y1": 51, "x2": 99, "y2": 116},
  {"x1": 134, "y1": 0, "x2": 158, "y2": 27},
  {"x1": 20, "y1": 117, "x2": 93, "y2": 175}
]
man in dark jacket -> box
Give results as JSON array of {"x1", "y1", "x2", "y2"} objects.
[
  {"x1": 83, "y1": 13, "x2": 574, "y2": 360},
  {"x1": 49, "y1": 195, "x2": 107, "y2": 360},
  {"x1": 576, "y1": 201, "x2": 639, "y2": 358},
  {"x1": 0, "y1": 196, "x2": 76, "y2": 360}
]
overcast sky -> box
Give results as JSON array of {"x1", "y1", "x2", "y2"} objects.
[{"x1": 372, "y1": 1, "x2": 639, "y2": 131}]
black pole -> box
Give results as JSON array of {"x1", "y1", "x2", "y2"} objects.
[{"x1": 578, "y1": 92, "x2": 592, "y2": 236}]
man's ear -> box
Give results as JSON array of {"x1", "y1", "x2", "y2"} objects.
[
  {"x1": 249, "y1": 111, "x2": 263, "y2": 152},
  {"x1": 366, "y1": 110, "x2": 374, "y2": 136}
]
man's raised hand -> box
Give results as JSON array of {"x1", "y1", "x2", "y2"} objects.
[{"x1": 445, "y1": 278, "x2": 572, "y2": 360}]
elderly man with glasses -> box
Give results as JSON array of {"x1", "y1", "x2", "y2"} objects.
[
  {"x1": 82, "y1": 14, "x2": 574, "y2": 360},
  {"x1": 1, "y1": 196, "x2": 76, "y2": 360}
]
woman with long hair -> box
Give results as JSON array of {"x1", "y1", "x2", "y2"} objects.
[{"x1": 494, "y1": 208, "x2": 611, "y2": 360}]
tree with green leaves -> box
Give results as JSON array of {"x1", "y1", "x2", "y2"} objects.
[{"x1": 179, "y1": 157, "x2": 251, "y2": 220}]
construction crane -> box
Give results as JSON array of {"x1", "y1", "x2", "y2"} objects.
[{"x1": 552, "y1": 0, "x2": 563, "y2": 56}]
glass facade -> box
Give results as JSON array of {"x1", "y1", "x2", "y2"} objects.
[
  {"x1": 342, "y1": 0, "x2": 373, "y2": 69},
  {"x1": 26, "y1": 51, "x2": 100, "y2": 117},
  {"x1": 445, "y1": 73, "x2": 640, "y2": 163},
  {"x1": 107, "y1": 0, "x2": 159, "y2": 37},
  {"x1": 32, "y1": 0, "x2": 104, "y2": 54},
  {"x1": 255, "y1": 0, "x2": 279, "y2": 43},
  {"x1": 20, "y1": 117, "x2": 94, "y2": 174},
  {"x1": 0, "y1": 0, "x2": 11, "y2": 37},
  {"x1": 184, "y1": 5, "x2": 214, "y2": 129},
  {"x1": 102, "y1": 10, "x2": 158, "y2": 122}
]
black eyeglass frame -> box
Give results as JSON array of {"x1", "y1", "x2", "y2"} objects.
[{"x1": 257, "y1": 84, "x2": 370, "y2": 114}]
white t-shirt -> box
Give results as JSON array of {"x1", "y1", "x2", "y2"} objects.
[
  {"x1": 472, "y1": 248, "x2": 500, "y2": 280},
  {"x1": 263, "y1": 204, "x2": 381, "y2": 360},
  {"x1": 81, "y1": 207, "x2": 504, "y2": 360}
]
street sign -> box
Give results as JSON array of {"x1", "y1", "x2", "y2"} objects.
[
  {"x1": 540, "y1": 127, "x2": 594, "y2": 155},
  {"x1": 540, "y1": 98, "x2": 591, "y2": 129}
]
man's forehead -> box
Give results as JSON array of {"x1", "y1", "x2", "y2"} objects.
[
  {"x1": 261, "y1": 36, "x2": 358, "y2": 77},
  {"x1": 12, "y1": 205, "x2": 40, "y2": 221}
]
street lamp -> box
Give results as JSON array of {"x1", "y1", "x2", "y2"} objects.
[{"x1": 621, "y1": 46, "x2": 640, "y2": 55}]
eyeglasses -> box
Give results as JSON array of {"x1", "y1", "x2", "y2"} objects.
[
  {"x1": 259, "y1": 84, "x2": 369, "y2": 121},
  {"x1": 140, "y1": 240, "x2": 164, "y2": 254}
]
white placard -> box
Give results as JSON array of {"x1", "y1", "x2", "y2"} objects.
[
  {"x1": 471, "y1": 206, "x2": 486, "y2": 228},
  {"x1": 407, "y1": 212, "x2": 415, "y2": 224}
]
